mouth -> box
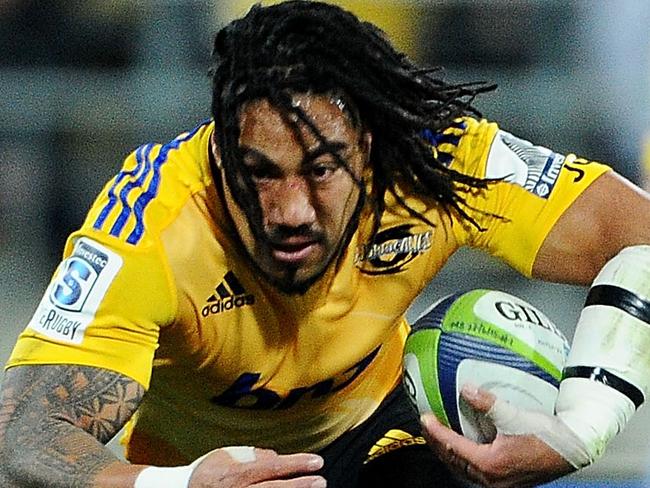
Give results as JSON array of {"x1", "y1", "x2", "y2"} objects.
[{"x1": 269, "y1": 239, "x2": 320, "y2": 264}]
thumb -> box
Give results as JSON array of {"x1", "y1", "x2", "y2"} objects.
[
  {"x1": 485, "y1": 394, "x2": 537, "y2": 437},
  {"x1": 462, "y1": 384, "x2": 545, "y2": 436},
  {"x1": 460, "y1": 383, "x2": 496, "y2": 413}
]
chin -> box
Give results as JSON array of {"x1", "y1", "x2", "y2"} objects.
[
  {"x1": 258, "y1": 262, "x2": 327, "y2": 295},
  {"x1": 268, "y1": 270, "x2": 323, "y2": 295},
  {"x1": 251, "y1": 245, "x2": 341, "y2": 295},
  {"x1": 275, "y1": 280, "x2": 314, "y2": 295}
]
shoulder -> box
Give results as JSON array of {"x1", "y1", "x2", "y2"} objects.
[
  {"x1": 429, "y1": 117, "x2": 578, "y2": 198},
  {"x1": 420, "y1": 117, "x2": 499, "y2": 180},
  {"x1": 422, "y1": 117, "x2": 498, "y2": 167},
  {"x1": 82, "y1": 120, "x2": 215, "y2": 248}
]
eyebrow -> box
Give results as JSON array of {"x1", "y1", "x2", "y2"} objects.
[
  {"x1": 303, "y1": 141, "x2": 347, "y2": 165},
  {"x1": 241, "y1": 141, "x2": 349, "y2": 168}
]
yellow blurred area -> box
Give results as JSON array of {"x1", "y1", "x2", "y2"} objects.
[{"x1": 217, "y1": 0, "x2": 423, "y2": 59}]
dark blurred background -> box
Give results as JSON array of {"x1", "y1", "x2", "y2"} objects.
[{"x1": 1, "y1": 1, "x2": 649, "y2": 485}]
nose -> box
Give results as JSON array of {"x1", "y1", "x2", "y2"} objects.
[{"x1": 264, "y1": 176, "x2": 316, "y2": 228}]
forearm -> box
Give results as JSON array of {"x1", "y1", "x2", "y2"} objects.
[
  {"x1": 0, "y1": 365, "x2": 146, "y2": 488},
  {"x1": 0, "y1": 418, "x2": 142, "y2": 488},
  {"x1": 553, "y1": 245, "x2": 650, "y2": 466}
]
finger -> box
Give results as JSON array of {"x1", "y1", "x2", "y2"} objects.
[
  {"x1": 420, "y1": 413, "x2": 487, "y2": 464},
  {"x1": 190, "y1": 448, "x2": 325, "y2": 487},
  {"x1": 252, "y1": 475, "x2": 326, "y2": 488},
  {"x1": 420, "y1": 414, "x2": 480, "y2": 481},
  {"x1": 485, "y1": 396, "x2": 525, "y2": 436},
  {"x1": 258, "y1": 451, "x2": 324, "y2": 473},
  {"x1": 460, "y1": 383, "x2": 496, "y2": 413},
  {"x1": 420, "y1": 413, "x2": 476, "y2": 450},
  {"x1": 219, "y1": 448, "x2": 323, "y2": 470},
  {"x1": 234, "y1": 450, "x2": 324, "y2": 482}
]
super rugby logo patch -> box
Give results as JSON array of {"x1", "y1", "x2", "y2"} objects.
[
  {"x1": 27, "y1": 238, "x2": 122, "y2": 344},
  {"x1": 486, "y1": 130, "x2": 566, "y2": 199},
  {"x1": 355, "y1": 224, "x2": 432, "y2": 275}
]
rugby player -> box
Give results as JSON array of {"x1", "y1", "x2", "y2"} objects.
[{"x1": 1, "y1": 2, "x2": 650, "y2": 487}]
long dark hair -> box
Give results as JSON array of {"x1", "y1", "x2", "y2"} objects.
[{"x1": 209, "y1": 1, "x2": 495, "y2": 244}]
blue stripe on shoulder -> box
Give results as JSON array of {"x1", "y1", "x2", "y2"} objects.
[
  {"x1": 126, "y1": 122, "x2": 206, "y2": 244},
  {"x1": 93, "y1": 143, "x2": 150, "y2": 231},
  {"x1": 420, "y1": 123, "x2": 466, "y2": 167},
  {"x1": 420, "y1": 126, "x2": 464, "y2": 148},
  {"x1": 437, "y1": 152, "x2": 453, "y2": 165},
  {"x1": 436, "y1": 133, "x2": 461, "y2": 146},
  {"x1": 93, "y1": 120, "x2": 209, "y2": 244},
  {"x1": 110, "y1": 144, "x2": 154, "y2": 237}
]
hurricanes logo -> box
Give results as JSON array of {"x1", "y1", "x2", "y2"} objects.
[
  {"x1": 202, "y1": 271, "x2": 255, "y2": 317},
  {"x1": 355, "y1": 224, "x2": 432, "y2": 275}
]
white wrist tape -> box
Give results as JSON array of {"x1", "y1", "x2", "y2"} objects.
[
  {"x1": 555, "y1": 245, "x2": 650, "y2": 467},
  {"x1": 487, "y1": 397, "x2": 592, "y2": 467},
  {"x1": 222, "y1": 446, "x2": 257, "y2": 463},
  {"x1": 133, "y1": 446, "x2": 256, "y2": 488},
  {"x1": 134, "y1": 465, "x2": 195, "y2": 488}
]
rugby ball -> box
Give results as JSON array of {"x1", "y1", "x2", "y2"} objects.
[{"x1": 403, "y1": 289, "x2": 569, "y2": 443}]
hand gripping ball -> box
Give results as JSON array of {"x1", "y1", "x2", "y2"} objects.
[{"x1": 403, "y1": 289, "x2": 570, "y2": 443}]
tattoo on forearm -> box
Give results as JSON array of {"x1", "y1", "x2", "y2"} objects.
[{"x1": 0, "y1": 365, "x2": 145, "y2": 487}]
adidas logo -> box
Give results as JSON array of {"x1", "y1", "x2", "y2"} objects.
[{"x1": 201, "y1": 271, "x2": 255, "y2": 317}]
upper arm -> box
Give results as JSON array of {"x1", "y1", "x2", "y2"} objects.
[
  {"x1": 5, "y1": 233, "x2": 174, "y2": 389},
  {"x1": 533, "y1": 171, "x2": 650, "y2": 284}
]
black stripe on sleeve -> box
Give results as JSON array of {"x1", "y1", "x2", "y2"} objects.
[
  {"x1": 563, "y1": 366, "x2": 645, "y2": 409},
  {"x1": 585, "y1": 284, "x2": 650, "y2": 325}
]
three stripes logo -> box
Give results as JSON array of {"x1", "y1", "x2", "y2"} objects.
[
  {"x1": 201, "y1": 271, "x2": 255, "y2": 317},
  {"x1": 364, "y1": 429, "x2": 426, "y2": 463}
]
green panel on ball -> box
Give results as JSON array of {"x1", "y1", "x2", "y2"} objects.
[
  {"x1": 403, "y1": 328, "x2": 450, "y2": 427},
  {"x1": 440, "y1": 290, "x2": 563, "y2": 380}
]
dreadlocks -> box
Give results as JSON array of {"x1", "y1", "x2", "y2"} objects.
[{"x1": 209, "y1": 0, "x2": 496, "y2": 245}]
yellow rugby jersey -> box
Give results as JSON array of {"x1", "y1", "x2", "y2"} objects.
[{"x1": 6, "y1": 117, "x2": 609, "y2": 463}]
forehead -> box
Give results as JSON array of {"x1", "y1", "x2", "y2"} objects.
[{"x1": 238, "y1": 93, "x2": 360, "y2": 150}]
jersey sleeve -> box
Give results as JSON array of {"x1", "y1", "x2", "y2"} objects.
[
  {"x1": 445, "y1": 117, "x2": 611, "y2": 276},
  {"x1": 5, "y1": 162, "x2": 178, "y2": 389}
]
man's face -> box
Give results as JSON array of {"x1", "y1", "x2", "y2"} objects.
[{"x1": 218, "y1": 93, "x2": 371, "y2": 293}]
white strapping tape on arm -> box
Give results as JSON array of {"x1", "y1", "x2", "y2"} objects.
[
  {"x1": 133, "y1": 446, "x2": 256, "y2": 488},
  {"x1": 549, "y1": 245, "x2": 650, "y2": 468}
]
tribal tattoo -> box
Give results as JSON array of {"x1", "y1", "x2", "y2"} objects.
[{"x1": 0, "y1": 365, "x2": 145, "y2": 487}]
